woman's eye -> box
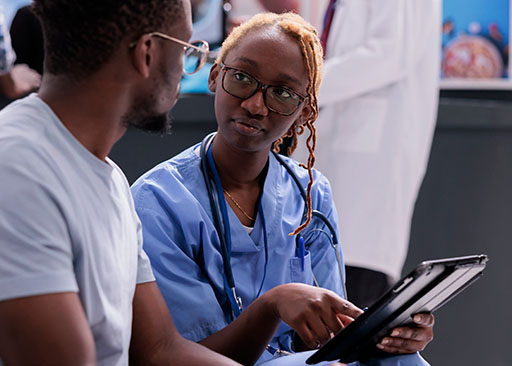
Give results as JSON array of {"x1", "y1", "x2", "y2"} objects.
[
  {"x1": 273, "y1": 87, "x2": 292, "y2": 99},
  {"x1": 234, "y1": 72, "x2": 250, "y2": 83}
]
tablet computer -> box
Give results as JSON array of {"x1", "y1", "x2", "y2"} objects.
[{"x1": 306, "y1": 254, "x2": 488, "y2": 364}]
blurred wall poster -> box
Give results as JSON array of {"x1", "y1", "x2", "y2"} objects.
[{"x1": 441, "y1": 0, "x2": 511, "y2": 88}]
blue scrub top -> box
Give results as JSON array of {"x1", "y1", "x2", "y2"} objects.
[{"x1": 131, "y1": 141, "x2": 345, "y2": 363}]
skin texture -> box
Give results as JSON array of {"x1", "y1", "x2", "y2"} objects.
[{"x1": 0, "y1": 293, "x2": 96, "y2": 366}]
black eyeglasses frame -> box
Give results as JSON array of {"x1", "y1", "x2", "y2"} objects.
[{"x1": 220, "y1": 63, "x2": 308, "y2": 116}]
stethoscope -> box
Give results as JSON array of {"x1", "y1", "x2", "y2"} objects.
[{"x1": 199, "y1": 132, "x2": 347, "y2": 325}]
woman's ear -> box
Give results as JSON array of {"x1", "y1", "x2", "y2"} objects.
[
  {"x1": 294, "y1": 102, "x2": 313, "y2": 127},
  {"x1": 208, "y1": 63, "x2": 221, "y2": 92},
  {"x1": 130, "y1": 34, "x2": 155, "y2": 78}
]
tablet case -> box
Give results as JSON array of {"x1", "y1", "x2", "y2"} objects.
[{"x1": 306, "y1": 254, "x2": 488, "y2": 364}]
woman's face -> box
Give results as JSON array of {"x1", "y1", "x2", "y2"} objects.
[{"x1": 208, "y1": 27, "x2": 311, "y2": 153}]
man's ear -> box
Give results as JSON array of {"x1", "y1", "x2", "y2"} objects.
[
  {"x1": 130, "y1": 34, "x2": 155, "y2": 78},
  {"x1": 208, "y1": 63, "x2": 220, "y2": 92}
]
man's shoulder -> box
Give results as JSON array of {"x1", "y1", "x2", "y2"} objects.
[
  {"x1": 0, "y1": 132, "x2": 49, "y2": 174},
  {"x1": 0, "y1": 95, "x2": 52, "y2": 153}
]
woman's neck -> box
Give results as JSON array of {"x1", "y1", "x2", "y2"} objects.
[
  {"x1": 210, "y1": 135, "x2": 269, "y2": 191},
  {"x1": 210, "y1": 134, "x2": 270, "y2": 227}
]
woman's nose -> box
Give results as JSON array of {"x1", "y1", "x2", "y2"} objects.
[{"x1": 240, "y1": 89, "x2": 269, "y2": 117}]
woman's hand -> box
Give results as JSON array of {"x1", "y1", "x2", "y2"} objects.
[
  {"x1": 264, "y1": 283, "x2": 435, "y2": 355},
  {"x1": 376, "y1": 313, "x2": 435, "y2": 354},
  {"x1": 265, "y1": 283, "x2": 363, "y2": 349}
]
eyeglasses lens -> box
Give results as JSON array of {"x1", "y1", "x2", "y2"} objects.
[
  {"x1": 183, "y1": 41, "x2": 209, "y2": 74},
  {"x1": 223, "y1": 68, "x2": 300, "y2": 115}
]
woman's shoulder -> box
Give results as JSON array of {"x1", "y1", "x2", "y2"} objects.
[{"x1": 131, "y1": 143, "x2": 202, "y2": 198}]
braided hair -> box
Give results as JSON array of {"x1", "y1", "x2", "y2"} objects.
[{"x1": 216, "y1": 12, "x2": 324, "y2": 236}]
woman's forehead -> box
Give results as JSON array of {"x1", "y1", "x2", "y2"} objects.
[{"x1": 223, "y1": 28, "x2": 308, "y2": 87}]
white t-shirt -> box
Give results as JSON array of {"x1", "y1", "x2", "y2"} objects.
[{"x1": 0, "y1": 94, "x2": 155, "y2": 365}]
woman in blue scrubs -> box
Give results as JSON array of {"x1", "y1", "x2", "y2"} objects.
[{"x1": 131, "y1": 12, "x2": 434, "y2": 366}]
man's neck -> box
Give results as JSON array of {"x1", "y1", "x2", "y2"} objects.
[{"x1": 38, "y1": 74, "x2": 130, "y2": 161}]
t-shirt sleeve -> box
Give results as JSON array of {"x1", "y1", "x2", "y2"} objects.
[
  {"x1": 135, "y1": 215, "x2": 156, "y2": 284},
  {"x1": 0, "y1": 151, "x2": 78, "y2": 301}
]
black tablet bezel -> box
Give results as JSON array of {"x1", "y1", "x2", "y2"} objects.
[{"x1": 305, "y1": 254, "x2": 488, "y2": 364}]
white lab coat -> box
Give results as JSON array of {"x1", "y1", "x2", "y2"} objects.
[{"x1": 296, "y1": 0, "x2": 441, "y2": 280}]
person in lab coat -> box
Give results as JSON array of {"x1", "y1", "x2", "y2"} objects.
[
  {"x1": 296, "y1": 0, "x2": 442, "y2": 308},
  {"x1": 132, "y1": 12, "x2": 435, "y2": 366}
]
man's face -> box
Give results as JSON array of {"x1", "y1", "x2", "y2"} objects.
[{"x1": 123, "y1": 0, "x2": 193, "y2": 134}]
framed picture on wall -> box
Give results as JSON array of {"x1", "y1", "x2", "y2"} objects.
[{"x1": 440, "y1": 0, "x2": 512, "y2": 89}]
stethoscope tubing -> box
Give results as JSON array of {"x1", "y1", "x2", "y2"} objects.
[
  {"x1": 200, "y1": 132, "x2": 346, "y2": 319},
  {"x1": 200, "y1": 134, "x2": 242, "y2": 316}
]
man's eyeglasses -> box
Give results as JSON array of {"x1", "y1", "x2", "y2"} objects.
[
  {"x1": 220, "y1": 64, "x2": 307, "y2": 116},
  {"x1": 130, "y1": 32, "x2": 210, "y2": 75}
]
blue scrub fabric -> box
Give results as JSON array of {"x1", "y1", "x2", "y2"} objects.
[
  {"x1": 131, "y1": 143, "x2": 344, "y2": 362},
  {"x1": 259, "y1": 350, "x2": 429, "y2": 366},
  {"x1": 131, "y1": 141, "x2": 430, "y2": 366}
]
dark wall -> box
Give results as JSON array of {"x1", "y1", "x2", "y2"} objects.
[
  {"x1": 111, "y1": 94, "x2": 510, "y2": 365},
  {"x1": 403, "y1": 99, "x2": 512, "y2": 366}
]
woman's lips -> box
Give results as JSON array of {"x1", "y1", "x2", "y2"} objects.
[{"x1": 233, "y1": 120, "x2": 263, "y2": 136}]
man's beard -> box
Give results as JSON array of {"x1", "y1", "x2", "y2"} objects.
[
  {"x1": 122, "y1": 63, "x2": 176, "y2": 135},
  {"x1": 122, "y1": 92, "x2": 173, "y2": 135}
]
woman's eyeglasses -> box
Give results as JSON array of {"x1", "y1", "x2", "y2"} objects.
[
  {"x1": 220, "y1": 64, "x2": 307, "y2": 116},
  {"x1": 130, "y1": 32, "x2": 210, "y2": 75}
]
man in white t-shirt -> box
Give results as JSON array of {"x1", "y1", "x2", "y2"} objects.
[{"x1": 0, "y1": 1, "x2": 348, "y2": 365}]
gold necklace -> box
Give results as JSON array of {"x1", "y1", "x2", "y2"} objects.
[{"x1": 223, "y1": 189, "x2": 255, "y2": 222}]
